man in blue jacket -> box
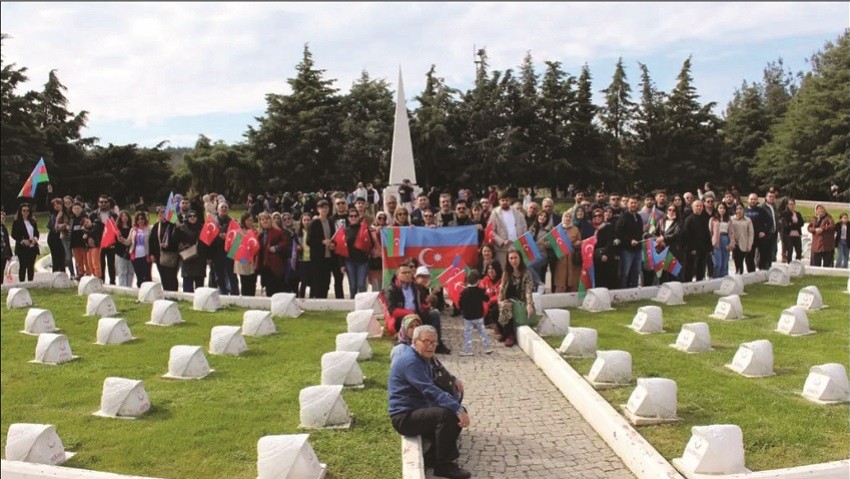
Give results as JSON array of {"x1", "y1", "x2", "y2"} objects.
[{"x1": 388, "y1": 325, "x2": 471, "y2": 479}]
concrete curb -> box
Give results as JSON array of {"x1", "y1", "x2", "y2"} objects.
[{"x1": 401, "y1": 435, "x2": 426, "y2": 479}]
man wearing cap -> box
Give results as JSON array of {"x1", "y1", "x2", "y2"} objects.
[
  {"x1": 383, "y1": 260, "x2": 451, "y2": 354},
  {"x1": 487, "y1": 190, "x2": 528, "y2": 266}
]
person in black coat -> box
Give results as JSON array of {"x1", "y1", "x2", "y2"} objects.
[
  {"x1": 173, "y1": 210, "x2": 207, "y2": 292},
  {"x1": 148, "y1": 206, "x2": 179, "y2": 291},
  {"x1": 614, "y1": 196, "x2": 644, "y2": 289},
  {"x1": 11, "y1": 202, "x2": 40, "y2": 282},
  {"x1": 592, "y1": 208, "x2": 619, "y2": 290},
  {"x1": 682, "y1": 200, "x2": 712, "y2": 282},
  {"x1": 307, "y1": 199, "x2": 336, "y2": 299},
  {"x1": 1, "y1": 209, "x2": 13, "y2": 284},
  {"x1": 656, "y1": 205, "x2": 685, "y2": 283}
]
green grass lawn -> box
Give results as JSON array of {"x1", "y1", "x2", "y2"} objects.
[
  {"x1": 544, "y1": 275, "x2": 849, "y2": 471},
  {"x1": 0, "y1": 290, "x2": 399, "y2": 479}
]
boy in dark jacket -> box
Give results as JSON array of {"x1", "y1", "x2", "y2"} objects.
[{"x1": 458, "y1": 270, "x2": 493, "y2": 356}]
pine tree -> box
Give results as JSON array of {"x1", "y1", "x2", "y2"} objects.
[
  {"x1": 412, "y1": 65, "x2": 459, "y2": 189},
  {"x1": 338, "y1": 71, "x2": 394, "y2": 187}
]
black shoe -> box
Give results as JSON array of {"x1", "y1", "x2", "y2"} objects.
[
  {"x1": 434, "y1": 463, "x2": 471, "y2": 479},
  {"x1": 435, "y1": 343, "x2": 452, "y2": 355},
  {"x1": 450, "y1": 308, "x2": 461, "y2": 317}
]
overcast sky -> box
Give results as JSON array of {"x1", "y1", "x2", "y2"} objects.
[{"x1": 1, "y1": 2, "x2": 847, "y2": 148}]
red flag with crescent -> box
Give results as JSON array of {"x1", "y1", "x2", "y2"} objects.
[
  {"x1": 483, "y1": 221, "x2": 495, "y2": 245},
  {"x1": 224, "y1": 219, "x2": 240, "y2": 251},
  {"x1": 332, "y1": 225, "x2": 349, "y2": 258},
  {"x1": 234, "y1": 229, "x2": 260, "y2": 264},
  {"x1": 100, "y1": 217, "x2": 120, "y2": 248},
  {"x1": 353, "y1": 220, "x2": 372, "y2": 252},
  {"x1": 578, "y1": 236, "x2": 597, "y2": 298},
  {"x1": 199, "y1": 216, "x2": 220, "y2": 246},
  {"x1": 444, "y1": 269, "x2": 467, "y2": 307}
]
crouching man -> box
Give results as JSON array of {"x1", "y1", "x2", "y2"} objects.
[{"x1": 388, "y1": 325, "x2": 471, "y2": 479}]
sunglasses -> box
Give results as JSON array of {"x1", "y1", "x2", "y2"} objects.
[{"x1": 593, "y1": 214, "x2": 603, "y2": 218}]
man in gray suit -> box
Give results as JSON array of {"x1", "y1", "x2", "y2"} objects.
[{"x1": 487, "y1": 190, "x2": 528, "y2": 266}]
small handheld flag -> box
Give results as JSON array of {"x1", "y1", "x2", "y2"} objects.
[
  {"x1": 199, "y1": 216, "x2": 220, "y2": 246},
  {"x1": 331, "y1": 225, "x2": 349, "y2": 258},
  {"x1": 18, "y1": 157, "x2": 50, "y2": 198},
  {"x1": 545, "y1": 224, "x2": 573, "y2": 259},
  {"x1": 483, "y1": 221, "x2": 495, "y2": 245},
  {"x1": 100, "y1": 217, "x2": 120, "y2": 248},
  {"x1": 513, "y1": 231, "x2": 542, "y2": 265}
]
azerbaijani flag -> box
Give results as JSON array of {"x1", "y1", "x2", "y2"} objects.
[
  {"x1": 578, "y1": 236, "x2": 597, "y2": 300},
  {"x1": 18, "y1": 157, "x2": 49, "y2": 198},
  {"x1": 545, "y1": 224, "x2": 573, "y2": 259},
  {"x1": 382, "y1": 226, "x2": 479, "y2": 287},
  {"x1": 663, "y1": 251, "x2": 682, "y2": 276},
  {"x1": 227, "y1": 231, "x2": 244, "y2": 260},
  {"x1": 513, "y1": 231, "x2": 542, "y2": 265},
  {"x1": 164, "y1": 192, "x2": 179, "y2": 224},
  {"x1": 384, "y1": 227, "x2": 406, "y2": 257},
  {"x1": 224, "y1": 219, "x2": 241, "y2": 251}
]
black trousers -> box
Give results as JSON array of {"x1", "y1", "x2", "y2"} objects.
[
  {"x1": 262, "y1": 271, "x2": 284, "y2": 297},
  {"x1": 240, "y1": 273, "x2": 257, "y2": 297},
  {"x1": 311, "y1": 257, "x2": 333, "y2": 299},
  {"x1": 156, "y1": 263, "x2": 179, "y2": 291},
  {"x1": 17, "y1": 246, "x2": 38, "y2": 282},
  {"x1": 732, "y1": 247, "x2": 748, "y2": 275},
  {"x1": 391, "y1": 407, "x2": 461, "y2": 468},
  {"x1": 331, "y1": 257, "x2": 345, "y2": 298},
  {"x1": 810, "y1": 251, "x2": 834, "y2": 268},
  {"x1": 757, "y1": 234, "x2": 776, "y2": 270},
  {"x1": 100, "y1": 247, "x2": 116, "y2": 284},
  {"x1": 47, "y1": 231, "x2": 65, "y2": 272},
  {"x1": 684, "y1": 251, "x2": 707, "y2": 282},
  {"x1": 783, "y1": 236, "x2": 802, "y2": 263}
]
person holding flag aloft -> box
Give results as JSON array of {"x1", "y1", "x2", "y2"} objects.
[
  {"x1": 92, "y1": 194, "x2": 118, "y2": 285},
  {"x1": 497, "y1": 249, "x2": 534, "y2": 348}
]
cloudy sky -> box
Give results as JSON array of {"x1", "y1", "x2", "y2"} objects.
[{"x1": 1, "y1": 2, "x2": 847, "y2": 148}]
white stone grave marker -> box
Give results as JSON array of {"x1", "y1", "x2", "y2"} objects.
[
  {"x1": 622, "y1": 378, "x2": 679, "y2": 425},
  {"x1": 86, "y1": 293, "x2": 117, "y2": 317},
  {"x1": 673, "y1": 424, "x2": 748, "y2": 475},
  {"x1": 653, "y1": 281, "x2": 686, "y2": 305},
  {"x1": 709, "y1": 294, "x2": 745, "y2": 320},
  {"x1": 162, "y1": 345, "x2": 213, "y2": 379},
  {"x1": 242, "y1": 310, "x2": 277, "y2": 337},
  {"x1": 629, "y1": 306, "x2": 664, "y2": 334},
  {"x1": 48, "y1": 272, "x2": 73, "y2": 288},
  {"x1": 7, "y1": 287, "x2": 32, "y2": 309},
  {"x1": 537, "y1": 309, "x2": 570, "y2": 337},
  {"x1": 93, "y1": 377, "x2": 150, "y2": 419},
  {"x1": 726, "y1": 339, "x2": 774, "y2": 378},
  {"x1": 209, "y1": 325, "x2": 248, "y2": 356},
  {"x1": 775, "y1": 306, "x2": 816, "y2": 336},
  {"x1": 796, "y1": 285, "x2": 826, "y2": 310},
  {"x1": 802, "y1": 363, "x2": 850, "y2": 404},
  {"x1": 586, "y1": 350, "x2": 632, "y2": 389},
  {"x1": 21, "y1": 308, "x2": 58, "y2": 335},
  {"x1": 271, "y1": 292, "x2": 302, "y2": 318},
  {"x1": 95, "y1": 317, "x2": 135, "y2": 345},
  {"x1": 715, "y1": 275, "x2": 745, "y2": 296},
  {"x1": 78, "y1": 275, "x2": 104, "y2": 295},
  {"x1": 193, "y1": 287, "x2": 221, "y2": 312},
  {"x1": 147, "y1": 299, "x2": 183, "y2": 326},
  {"x1": 788, "y1": 260, "x2": 805, "y2": 277},
  {"x1": 4, "y1": 423, "x2": 75, "y2": 465},
  {"x1": 298, "y1": 385, "x2": 352, "y2": 429},
  {"x1": 320, "y1": 351, "x2": 364, "y2": 388},
  {"x1": 670, "y1": 322, "x2": 712, "y2": 353},
  {"x1": 137, "y1": 281, "x2": 164, "y2": 303},
  {"x1": 335, "y1": 332, "x2": 372, "y2": 361},
  {"x1": 556, "y1": 327, "x2": 597, "y2": 358},
  {"x1": 257, "y1": 434, "x2": 326, "y2": 479},
  {"x1": 767, "y1": 264, "x2": 791, "y2": 286},
  {"x1": 346, "y1": 310, "x2": 383, "y2": 338},
  {"x1": 581, "y1": 288, "x2": 614, "y2": 312},
  {"x1": 31, "y1": 333, "x2": 78, "y2": 365},
  {"x1": 354, "y1": 291, "x2": 382, "y2": 315}
]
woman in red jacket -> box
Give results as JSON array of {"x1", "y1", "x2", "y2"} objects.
[{"x1": 257, "y1": 212, "x2": 290, "y2": 296}]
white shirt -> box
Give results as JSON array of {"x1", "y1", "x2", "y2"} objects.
[{"x1": 501, "y1": 208, "x2": 518, "y2": 241}]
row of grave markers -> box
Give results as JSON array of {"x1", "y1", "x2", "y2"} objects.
[
  {"x1": 534, "y1": 271, "x2": 850, "y2": 476},
  {"x1": 4, "y1": 282, "x2": 388, "y2": 478}
]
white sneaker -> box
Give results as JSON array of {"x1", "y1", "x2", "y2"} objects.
[
  {"x1": 459, "y1": 350, "x2": 474, "y2": 357},
  {"x1": 483, "y1": 347, "x2": 493, "y2": 354}
]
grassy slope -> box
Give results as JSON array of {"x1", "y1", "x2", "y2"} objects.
[
  {"x1": 0, "y1": 290, "x2": 399, "y2": 479},
  {"x1": 545, "y1": 275, "x2": 849, "y2": 471}
]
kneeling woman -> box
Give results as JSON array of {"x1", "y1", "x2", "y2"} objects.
[{"x1": 497, "y1": 248, "x2": 534, "y2": 347}]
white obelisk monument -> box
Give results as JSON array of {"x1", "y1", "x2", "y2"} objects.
[{"x1": 384, "y1": 68, "x2": 419, "y2": 211}]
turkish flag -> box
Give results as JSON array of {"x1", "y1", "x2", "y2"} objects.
[
  {"x1": 199, "y1": 217, "x2": 220, "y2": 246},
  {"x1": 353, "y1": 220, "x2": 372, "y2": 252},
  {"x1": 332, "y1": 225, "x2": 349, "y2": 258},
  {"x1": 483, "y1": 221, "x2": 495, "y2": 245},
  {"x1": 235, "y1": 230, "x2": 260, "y2": 263},
  {"x1": 444, "y1": 269, "x2": 467, "y2": 307},
  {"x1": 224, "y1": 219, "x2": 240, "y2": 251},
  {"x1": 100, "y1": 217, "x2": 120, "y2": 248},
  {"x1": 581, "y1": 236, "x2": 596, "y2": 270}
]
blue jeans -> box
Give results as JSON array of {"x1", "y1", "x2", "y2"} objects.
[
  {"x1": 212, "y1": 252, "x2": 238, "y2": 295},
  {"x1": 712, "y1": 235, "x2": 730, "y2": 278},
  {"x1": 344, "y1": 260, "x2": 369, "y2": 299},
  {"x1": 463, "y1": 318, "x2": 491, "y2": 352},
  {"x1": 620, "y1": 249, "x2": 641, "y2": 289},
  {"x1": 115, "y1": 256, "x2": 134, "y2": 287},
  {"x1": 837, "y1": 240, "x2": 849, "y2": 269}
]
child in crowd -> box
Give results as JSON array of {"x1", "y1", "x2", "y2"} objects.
[
  {"x1": 81, "y1": 217, "x2": 101, "y2": 278},
  {"x1": 458, "y1": 270, "x2": 493, "y2": 356}
]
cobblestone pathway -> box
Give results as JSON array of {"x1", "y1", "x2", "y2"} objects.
[{"x1": 426, "y1": 315, "x2": 634, "y2": 479}]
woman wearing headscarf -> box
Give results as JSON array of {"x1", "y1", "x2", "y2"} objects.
[
  {"x1": 11, "y1": 202, "x2": 40, "y2": 282},
  {"x1": 554, "y1": 211, "x2": 582, "y2": 292},
  {"x1": 149, "y1": 206, "x2": 179, "y2": 291}
]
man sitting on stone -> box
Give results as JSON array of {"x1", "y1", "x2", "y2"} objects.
[
  {"x1": 384, "y1": 260, "x2": 451, "y2": 354},
  {"x1": 388, "y1": 325, "x2": 471, "y2": 479}
]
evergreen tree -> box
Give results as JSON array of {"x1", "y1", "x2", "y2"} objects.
[
  {"x1": 172, "y1": 135, "x2": 256, "y2": 201},
  {"x1": 600, "y1": 58, "x2": 637, "y2": 191},
  {"x1": 568, "y1": 64, "x2": 610, "y2": 190},
  {"x1": 628, "y1": 62, "x2": 667, "y2": 193},
  {"x1": 338, "y1": 71, "x2": 394, "y2": 187},
  {"x1": 412, "y1": 65, "x2": 459, "y2": 189},
  {"x1": 248, "y1": 44, "x2": 342, "y2": 191},
  {"x1": 537, "y1": 61, "x2": 574, "y2": 193},
  {"x1": 752, "y1": 30, "x2": 850, "y2": 200}
]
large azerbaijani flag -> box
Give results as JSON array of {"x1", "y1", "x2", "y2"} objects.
[
  {"x1": 381, "y1": 225, "x2": 479, "y2": 287},
  {"x1": 18, "y1": 157, "x2": 50, "y2": 198}
]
